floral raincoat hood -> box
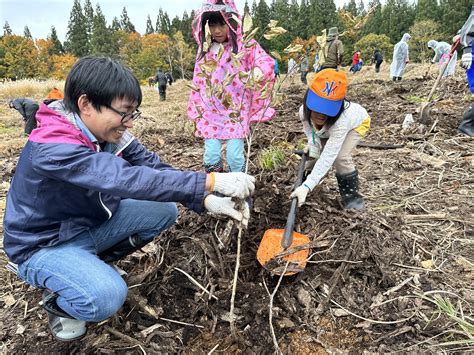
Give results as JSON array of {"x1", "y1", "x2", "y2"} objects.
[
  {"x1": 192, "y1": 0, "x2": 242, "y2": 53},
  {"x1": 187, "y1": 0, "x2": 275, "y2": 140}
]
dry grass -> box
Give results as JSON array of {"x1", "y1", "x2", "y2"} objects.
[
  {"x1": 0, "y1": 79, "x2": 64, "y2": 103},
  {"x1": 128, "y1": 80, "x2": 195, "y2": 138}
]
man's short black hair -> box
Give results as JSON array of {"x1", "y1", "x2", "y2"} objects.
[{"x1": 64, "y1": 57, "x2": 142, "y2": 114}]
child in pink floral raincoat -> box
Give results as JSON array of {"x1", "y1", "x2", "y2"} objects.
[{"x1": 187, "y1": 0, "x2": 275, "y2": 173}]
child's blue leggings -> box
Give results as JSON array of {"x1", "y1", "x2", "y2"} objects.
[{"x1": 204, "y1": 138, "x2": 245, "y2": 172}]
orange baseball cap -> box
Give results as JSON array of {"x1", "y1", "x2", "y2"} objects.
[{"x1": 306, "y1": 69, "x2": 347, "y2": 116}]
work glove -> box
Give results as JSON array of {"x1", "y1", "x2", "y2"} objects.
[
  {"x1": 212, "y1": 172, "x2": 255, "y2": 199},
  {"x1": 290, "y1": 184, "x2": 311, "y2": 207},
  {"x1": 204, "y1": 194, "x2": 250, "y2": 228},
  {"x1": 461, "y1": 52, "x2": 473, "y2": 70}
]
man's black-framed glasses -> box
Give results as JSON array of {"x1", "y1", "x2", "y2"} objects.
[{"x1": 104, "y1": 104, "x2": 141, "y2": 123}]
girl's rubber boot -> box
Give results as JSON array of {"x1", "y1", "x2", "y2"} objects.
[
  {"x1": 42, "y1": 289, "x2": 87, "y2": 342},
  {"x1": 336, "y1": 170, "x2": 365, "y2": 210}
]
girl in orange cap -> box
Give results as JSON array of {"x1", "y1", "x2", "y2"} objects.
[{"x1": 290, "y1": 69, "x2": 370, "y2": 210}]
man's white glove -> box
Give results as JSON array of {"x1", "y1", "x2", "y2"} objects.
[
  {"x1": 204, "y1": 194, "x2": 250, "y2": 228},
  {"x1": 304, "y1": 144, "x2": 320, "y2": 159},
  {"x1": 290, "y1": 184, "x2": 311, "y2": 207},
  {"x1": 212, "y1": 172, "x2": 255, "y2": 199},
  {"x1": 461, "y1": 52, "x2": 473, "y2": 70}
]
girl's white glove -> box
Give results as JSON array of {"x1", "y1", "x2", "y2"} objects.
[
  {"x1": 204, "y1": 195, "x2": 250, "y2": 228},
  {"x1": 290, "y1": 185, "x2": 311, "y2": 207},
  {"x1": 212, "y1": 172, "x2": 255, "y2": 199}
]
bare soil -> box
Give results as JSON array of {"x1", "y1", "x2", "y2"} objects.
[{"x1": 1, "y1": 65, "x2": 473, "y2": 353}]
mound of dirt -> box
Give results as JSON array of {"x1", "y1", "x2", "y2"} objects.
[{"x1": 1, "y1": 71, "x2": 473, "y2": 353}]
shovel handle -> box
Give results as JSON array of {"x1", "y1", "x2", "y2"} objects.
[{"x1": 281, "y1": 151, "x2": 307, "y2": 249}]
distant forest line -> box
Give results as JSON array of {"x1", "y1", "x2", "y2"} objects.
[{"x1": 0, "y1": 0, "x2": 471, "y2": 81}]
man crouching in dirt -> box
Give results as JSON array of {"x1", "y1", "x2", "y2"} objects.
[{"x1": 2, "y1": 56, "x2": 253, "y2": 342}]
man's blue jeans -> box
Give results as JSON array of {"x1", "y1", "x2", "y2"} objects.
[{"x1": 18, "y1": 199, "x2": 178, "y2": 322}]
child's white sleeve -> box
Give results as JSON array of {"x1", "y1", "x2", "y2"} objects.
[{"x1": 303, "y1": 120, "x2": 349, "y2": 191}]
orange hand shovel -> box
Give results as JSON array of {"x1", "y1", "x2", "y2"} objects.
[{"x1": 257, "y1": 151, "x2": 311, "y2": 276}]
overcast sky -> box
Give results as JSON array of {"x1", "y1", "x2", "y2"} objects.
[{"x1": 1, "y1": 0, "x2": 379, "y2": 42}]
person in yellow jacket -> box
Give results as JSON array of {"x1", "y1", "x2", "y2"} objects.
[{"x1": 291, "y1": 69, "x2": 370, "y2": 210}]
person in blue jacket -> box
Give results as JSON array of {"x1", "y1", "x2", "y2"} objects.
[
  {"x1": 273, "y1": 58, "x2": 280, "y2": 78},
  {"x1": 3, "y1": 56, "x2": 255, "y2": 341}
]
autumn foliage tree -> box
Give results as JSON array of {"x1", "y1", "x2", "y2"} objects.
[
  {"x1": 51, "y1": 54, "x2": 77, "y2": 79},
  {"x1": 1, "y1": 35, "x2": 38, "y2": 79},
  {"x1": 354, "y1": 33, "x2": 393, "y2": 64}
]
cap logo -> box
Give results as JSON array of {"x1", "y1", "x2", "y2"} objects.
[{"x1": 322, "y1": 81, "x2": 338, "y2": 97}]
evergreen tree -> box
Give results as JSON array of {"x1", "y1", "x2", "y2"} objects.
[
  {"x1": 244, "y1": 0, "x2": 250, "y2": 15},
  {"x1": 416, "y1": 0, "x2": 440, "y2": 22},
  {"x1": 155, "y1": 14, "x2": 161, "y2": 33},
  {"x1": 344, "y1": 0, "x2": 359, "y2": 16},
  {"x1": 65, "y1": 0, "x2": 89, "y2": 57},
  {"x1": 84, "y1": 0, "x2": 94, "y2": 35},
  {"x1": 120, "y1": 7, "x2": 136, "y2": 33},
  {"x1": 111, "y1": 17, "x2": 121, "y2": 31},
  {"x1": 251, "y1": 0, "x2": 258, "y2": 16},
  {"x1": 146, "y1": 15, "x2": 154, "y2": 34},
  {"x1": 308, "y1": 0, "x2": 323, "y2": 36},
  {"x1": 181, "y1": 11, "x2": 194, "y2": 46},
  {"x1": 271, "y1": 0, "x2": 291, "y2": 51},
  {"x1": 254, "y1": 0, "x2": 271, "y2": 48},
  {"x1": 361, "y1": 0, "x2": 382, "y2": 36},
  {"x1": 48, "y1": 26, "x2": 64, "y2": 55},
  {"x1": 171, "y1": 16, "x2": 181, "y2": 34},
  {"x1": 23, "y1": 26, "x2": 32, "y2": 39},
  {"x1": 357, "y1": 0, "x2": 366, "y2": 16},
  {"x1": 308, "y1": 0, "x2": 338, "y2": 36},
  {"x1": 158, "y1": 9, "x2": 171, "y2": 35},
  {"x1": 288, "y1": 0, "x2": 300, "y2": 36},
  {"x1": 83, "y1": 0, "x2": 94, "y2": 54},
  {"x1": 440, "y1": 0, "x2": 472, "y2": 38},
  {"x1": 254, "y1": 0, "x2": 271, "y2": 31},
  {"x1": 297, "y1": 0, "x2": 311, "y2": 38},
  {"x1": 380, "y1": 0, "x2": 416, "y2": 44},
  {"x1": 3, "y1": 21, "x2": 12, "y2": 36},
  {"x1": 318, "y1": 0, "x2": 338, "y2": 31},
  {"x1": 91, "y1": 4, "x2": 116, "y2": 56}
]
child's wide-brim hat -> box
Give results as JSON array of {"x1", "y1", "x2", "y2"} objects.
[{"x1": 306, "y1": 69, "x2": 348, "y2": 117}]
